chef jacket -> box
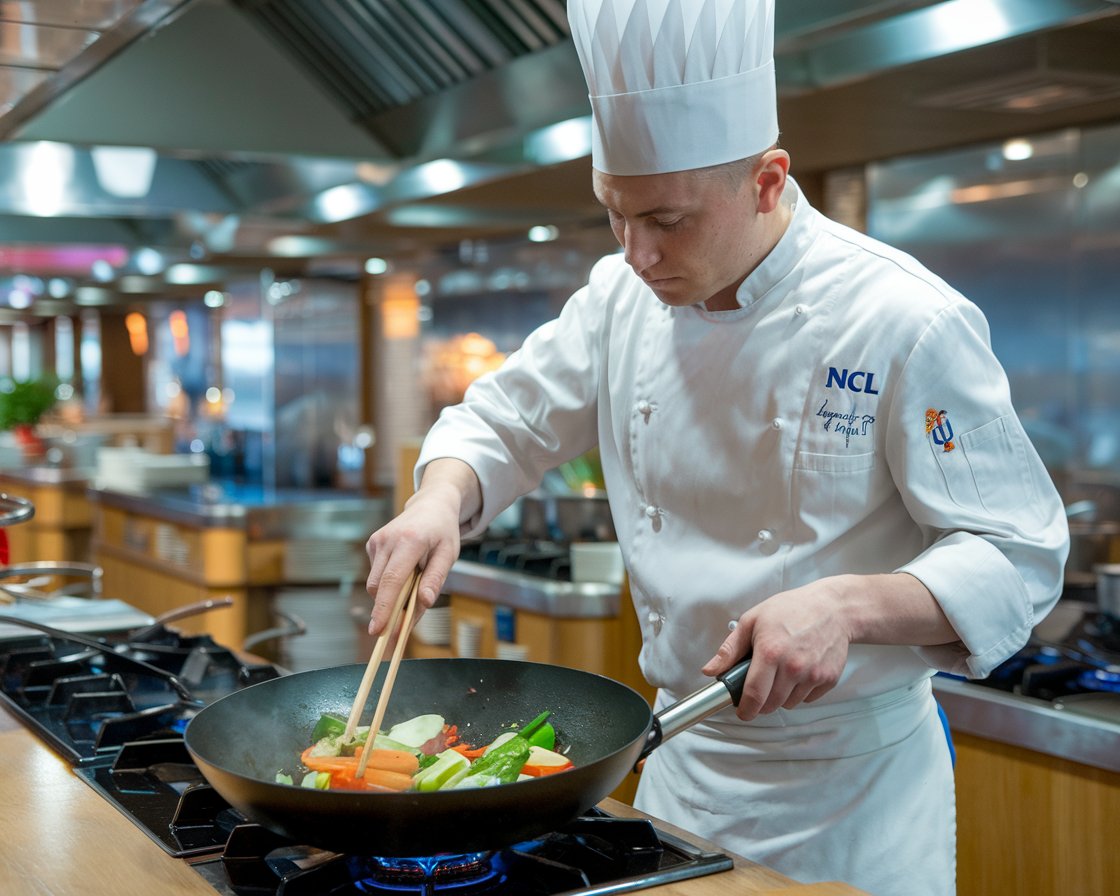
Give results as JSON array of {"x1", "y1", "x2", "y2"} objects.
[{"x1": 417, "y1": 177, "x2": 1069, "y2": 710}]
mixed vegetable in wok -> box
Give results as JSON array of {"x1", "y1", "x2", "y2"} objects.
[{"x1": 276, "y1": 709, "x2": 575, "y2": 792}]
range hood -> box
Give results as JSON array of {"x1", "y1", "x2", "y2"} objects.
[{"x1": 1, "y1": 0, "x2": 1120, "y2": 301}]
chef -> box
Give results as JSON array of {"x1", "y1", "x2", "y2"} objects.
[{"x1": 364, "y1": 0, "x2": 1069, "y2": 893}]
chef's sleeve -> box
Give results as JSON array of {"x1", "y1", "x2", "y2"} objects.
[
  {"x1": 414, "y1": 279, "x2": 605, "y2": 538},
  {"x1": 887, "y1": 302, "x2": 1070, "y2": 678}
]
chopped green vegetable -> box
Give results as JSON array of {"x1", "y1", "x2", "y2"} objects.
[
  {"x1": 413, "y1": 749, "x2": 470, "y2": 792},
  {"x1": 311, "y1": 712, "x2": 348, "y2": 742},
  {"x1": 463, "y1": 733, "x2": 531, "y2": 785},
  {"x1": 275, "y1": 772, "x2": 293, "y2": 786},
  {"x1": 301, "y1": 771, "x2": 331, "y2": 790},
  {"x1": 527, "y1": 722, "x2": 555, "y2": 751}
]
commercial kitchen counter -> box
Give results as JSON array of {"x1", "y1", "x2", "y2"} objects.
[
  {"x1": 90, "y1": 483, "x2": 390, "y2": 652},
  {"x1": 0, "y1": 702, "x2": 863, "y2": 896}
]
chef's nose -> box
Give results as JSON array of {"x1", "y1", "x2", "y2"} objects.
[{"x1": 623, "y1": 227, "x2": 661, "y2": 274}]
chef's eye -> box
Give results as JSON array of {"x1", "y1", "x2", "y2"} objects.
[{"x1": 653, "y1": 216, "x2": 684, "y2": 230}]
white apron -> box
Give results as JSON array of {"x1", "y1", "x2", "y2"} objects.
[{"x1": 635, "y1": 679, "x2": 956, "y2": 896}]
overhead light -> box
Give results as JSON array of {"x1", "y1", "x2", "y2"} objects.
[
  {"x1": 166, "y1": 263, "x2": 223, "y2": 285},
  {"x1": 364, "y1": 257, "x2": 388, "y2": 275},
  {"x1": 90, "y1": 259, "x2": 115, "y2": 282},
  {"x1": 315, "y1": 184, "x2": 372, "y2": 222},
  {"x1": 528, "y1": 225, "x2": 559, "y2": 243},
  {"x1": 524, "y1": 116, "x2": 593, "y2": 165},
  {"x1": 22, "y1": 142, "x2": 74, "y2": 216},
  {"x1": 134, "y1": 247, "x2": 164, "y2": 275},
  {"x1": 203, "y1": 290, "x2": 226, "y2": 308},
  {"x1": 414, "y1": 159, "x2": 467, "y2": 194},
  {"x1": 1002, "y1": 139, "x2": 1033, "y2": 161},
  {"x1": 90, "y1": 145, "x2": 158, "y2": 198}
]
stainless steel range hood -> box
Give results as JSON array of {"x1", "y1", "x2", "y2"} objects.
[{"x1": 1, "y1": 0, "x2": 1119, "y2": 297}]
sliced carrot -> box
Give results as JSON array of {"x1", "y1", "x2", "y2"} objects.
[
  {"x1": 329, "y1": 767, "x2": 414, "y2": 792},
  {"x1": 450, "y1": 743, "x2": 488, "y2": 760},
  {"x1": 301, "y1": 746, "x2": 419, "y2": 776},
  {"x1": 521, "y1": 760, "x2": 574, "y2": 777}
]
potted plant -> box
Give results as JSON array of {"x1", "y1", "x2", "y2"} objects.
[{"x1": 0, "y1": 377, "x2": 59, "y2": 458}]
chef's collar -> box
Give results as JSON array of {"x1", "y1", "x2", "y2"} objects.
[{"x1": 722, "y1": 176, "x2": 813, "y2": 312}]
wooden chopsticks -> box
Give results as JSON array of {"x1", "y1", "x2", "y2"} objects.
[{"x1": 348, "y1": 569, "x2": 421, "y2": 778}]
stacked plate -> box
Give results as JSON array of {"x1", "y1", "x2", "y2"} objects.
[
  {"x1": 275, "y1": 585, "x2": 359, "y2": 672},
  {"x1": 569, "y1": 541, "x2": 625, "y2": 584},
  {"x1": 284, "y1": 539, "x2": 366, "y2": 585},
  {"x1": 413, "y1": 606, "x2": 451, "y2": 645}
]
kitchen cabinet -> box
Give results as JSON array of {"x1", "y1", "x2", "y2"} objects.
[
  {"x1": 953, "y1": 731, "x2": 1120, "y2": 895},
  {"x1": 0, "y1": 468, "x2": 93, "y2": 565},
  {"x1": 89, "y1": 485, "x2": 389, "y2": 653}
]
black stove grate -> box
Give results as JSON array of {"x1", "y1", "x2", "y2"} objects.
[{"x1": 189, "y1": 809, "x2": 734, "y2": 896}]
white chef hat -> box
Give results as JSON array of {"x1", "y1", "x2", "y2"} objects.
[{"x1": 568, "y1": 0, "x2": 778, "y2": 176}]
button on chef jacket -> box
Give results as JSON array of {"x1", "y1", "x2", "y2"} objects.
[{"x1": 418, "y1": 178, "x2": 1068, "y2": 705}]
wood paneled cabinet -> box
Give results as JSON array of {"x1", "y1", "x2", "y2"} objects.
[
  {"x1": 954, "y1": 731, "x2": 1120, "y2": 895},
  {"x1": 0, "y1": 474, "x2": 93, "y2": 566}
]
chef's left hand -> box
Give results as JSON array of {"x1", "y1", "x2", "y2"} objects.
[{"x1": 701, "y1": 578, "x2": 853, "y2": 721}]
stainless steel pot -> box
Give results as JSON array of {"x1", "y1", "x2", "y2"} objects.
[
  {"x1": 1066, "y1": 521, "x2": 1120, "y2": 587},
  {"x1": 1094, "y1": 564, "x2": 1120, "y2": 618}
]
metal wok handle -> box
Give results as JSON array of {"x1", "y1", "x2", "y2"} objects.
[{"x1": 638, "y1": 658, "x2": 750, "y2": 763}]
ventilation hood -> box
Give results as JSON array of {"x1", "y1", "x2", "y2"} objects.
[{"x1": 1, "y1": 0, "x2": 1120, "y2": 305}]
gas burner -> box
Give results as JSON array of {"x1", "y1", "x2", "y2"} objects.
[
  {"x1": 0, "y1": 631, "x2": 279, "y2": 764},
  {"x1": 459, "y1": 539, "x2": 571, "y2": 580},
  {"x1": 190, "y1": 810, "x2": 735, "y2": 896},
  {"x1": 354, "y1": 852, "x2": 500, "y2": 894}
]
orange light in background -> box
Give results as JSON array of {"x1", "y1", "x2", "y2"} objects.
[
  {"x1": 124, "y1": 312, "x2": 148, "y2": 355},
  {"x1": 169, "y1": 310, "x2": 190, "y2": 356},
  {"x1": 381, "y1": 277, "x2": 420, "y2": 340}
]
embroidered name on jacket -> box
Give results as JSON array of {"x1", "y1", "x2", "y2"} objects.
[{"x1": 816, "y1": 400, "x2": 876, "y2": 448}]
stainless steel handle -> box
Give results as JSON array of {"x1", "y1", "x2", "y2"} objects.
[{"x1": 639, "y1": 658, "x2": 750, "y2": 762}]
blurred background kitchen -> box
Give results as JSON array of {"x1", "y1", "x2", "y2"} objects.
[{"x1": 2, "y1": 4, "x2": 1120, "y2": 892}]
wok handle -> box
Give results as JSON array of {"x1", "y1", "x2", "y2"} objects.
[{"x1": 638, "y1": 658, "x2": 750, "y2": 763}]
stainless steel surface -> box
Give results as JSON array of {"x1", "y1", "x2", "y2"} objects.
[
  {"x1": 520, "y1": 492, "x2": 616, "y2": 544},
  {"x1": 933, "y1": 674, "x2": 1120, "y2": 773},
  {"x1": 445, "y1": 559, "x2": 620, "y2": 618},
  {"x1": 3, "y1": 0, "x2": 1120, "y2": 294},
  {"x1": 654, "y1": 681, "x2": 739, "y2": 746},
  {"x1": 91, "y1": 485, "x2": 390, "y2": 537},
  {"x1": 0, "y1": 562, "x2": 103, "y2": 600}
]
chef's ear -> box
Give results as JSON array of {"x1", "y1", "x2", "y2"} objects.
[{"x1": 755, "y1": 148, "x2": 790, "y2": 214}]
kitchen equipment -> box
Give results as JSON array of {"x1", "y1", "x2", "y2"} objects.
[
  {"x1": 1094, "y1": 564, "x2": 1120, "y2": 618},
  {"x1": 184, "y1": 656, "x2": 748, "y2": 856},
  {"x1": 570, "y1": 540, "x2": 625, "y2": 583},
  {"x1": 520, "y1": 492, "x2": 617, "y2": 544},
  {"x1": 1065, "y1": 520, "x2": 1120, "y2": 587}
]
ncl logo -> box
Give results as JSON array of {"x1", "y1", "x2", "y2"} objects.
[{"x1": 826, "y1": 367, "x2": 880, "y2": 395}]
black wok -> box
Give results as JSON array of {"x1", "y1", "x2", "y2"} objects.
[{"x1": 184, "y1": 657, "x2": 747, "y2": 856}]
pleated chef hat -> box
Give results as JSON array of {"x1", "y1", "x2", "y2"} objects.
[{"x1": 568, "y1": 0, "x2": 778, "y2": 176}]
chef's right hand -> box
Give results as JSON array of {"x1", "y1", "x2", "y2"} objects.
[{"x1": 365, "y1": 458, "x2": 480, "y2": 637}]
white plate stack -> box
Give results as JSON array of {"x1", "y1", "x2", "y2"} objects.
[
  {"x1": 283, "y1": 539, "x2": 366, "y2": 585},
  {"x1": 569, "y1": 541, "x2": 625, "y2": 584},
  {"x1": 413, "y1": 606, "x2": 451, "y2": 645},
  {"x1": 275, "y1": 584, "x2": 359, "y2": 672}
]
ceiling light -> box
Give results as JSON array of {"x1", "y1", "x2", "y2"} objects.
[
  {"x1": 415, "y1": 159, "x2": 467, "y2": 194},
  {"x1": 528, "y1": 225, "x2": 559, "y2": 243},
  {"x1": 524, "y1": 116, "x2": 593, "y2": 165},
  {"x1": 364, "y1": 257, "x2": 388, "y2": 275},
  {"x1": 134, "y1": 247, "x2": 164, "y2": 275},
  {"x1": 1002, "y1": 139, "x2": 1033, "y2": 161},
  {"x1": 90, "y1": 259, "x2": 115, "y2": 282},
  {"x1": 21, "y1": 142, "x2": 74, "y2": 216},
  {"x1": 204, "y1": 290, "x2": 226, "y2": 308},
  {"x1": 166, "y1": 264, "x2": 223, "y2": 285},
  {"x1": 315, "y1": 184, "x2": 370, "y2": 222},
  {"x1": 90, "y1": 145, "x2": 158, "y2": 198}
]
